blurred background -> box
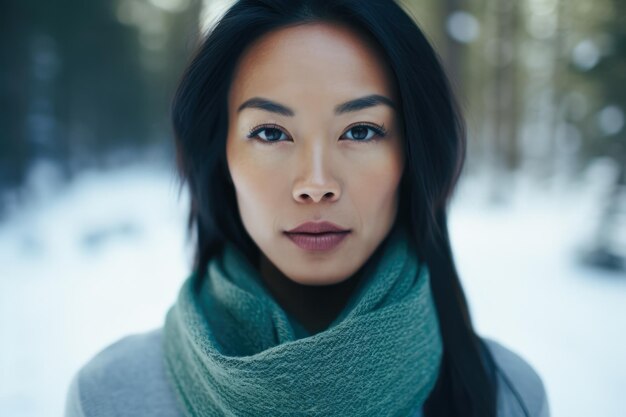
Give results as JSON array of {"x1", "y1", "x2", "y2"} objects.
[{"x1": 0, "y1": 0, "x2": 624, "y2": 416}]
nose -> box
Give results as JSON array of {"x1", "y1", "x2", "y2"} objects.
[{"x1": 292, "y1": 142, "x2": 341, "y2": 204}]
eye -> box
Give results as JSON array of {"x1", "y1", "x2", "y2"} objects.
[
  {"x1": 246, "y1": 122, "x2": 387, "y2": 144},
  {"x1": 247, "y1": 124, "x2": 290, "y2": 143},
  {"x1": 341, "y1": 123, "x2": 387, "y2": 142}
]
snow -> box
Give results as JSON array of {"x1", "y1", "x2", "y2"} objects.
[
  {"x1": 0, "y1": 162, "x2": 191, "y2": 416},
  {"x1": 449, "y1": 167, "x2": 626, "y2": 417},
  {"x1": 0, "y1": 160, "x2": 624, "y2": 417}
]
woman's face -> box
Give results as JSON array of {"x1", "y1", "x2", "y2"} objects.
[{"x1": 226, "y1": 22, "x2": 404, "y2": 285}]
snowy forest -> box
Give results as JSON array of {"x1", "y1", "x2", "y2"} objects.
[{"x1": 1, "y1": 0, "x2": 624, "y2": 416}]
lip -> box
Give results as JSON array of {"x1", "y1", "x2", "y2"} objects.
[
  {"x1": 285, "y1": 221, "x2": 350, "y2": 234},
  {"x1": 284, "y1": 231, "x2": 350, "y2": 251},
  {"x1": 284, "y1": 221, "x2": 351, "y2": 252}
]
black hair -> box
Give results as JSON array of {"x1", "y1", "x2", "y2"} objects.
[{"x1": 171, "y1": 1, "x2": 499, "y2": 415}]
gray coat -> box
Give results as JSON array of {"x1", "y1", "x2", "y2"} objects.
[{"x1": 64, "y1": 327, "x2": 550, "y2": 417}]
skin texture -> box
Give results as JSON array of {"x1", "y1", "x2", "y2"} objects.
[{"x1": 226, "y1": 22, "x2": 404, "y2": 333}]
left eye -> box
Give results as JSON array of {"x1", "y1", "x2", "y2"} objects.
[{"x1": 342, "y1": 125, "x2": 384, "y2": 141}]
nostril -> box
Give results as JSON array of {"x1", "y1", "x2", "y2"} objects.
[{"x1": 294, "y1": 189, "x2": 339, "y2": 203}]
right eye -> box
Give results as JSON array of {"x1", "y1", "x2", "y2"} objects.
[{"x1": 247, "y1": 124, "x2": 290, "y2": 143}]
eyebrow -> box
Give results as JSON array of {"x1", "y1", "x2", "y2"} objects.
[{"x1": 237, "y1": 94, "x2": 396, "y2": 116}]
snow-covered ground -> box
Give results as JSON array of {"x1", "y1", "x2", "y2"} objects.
[
  {"x1": 449, "y1": 163, "x2": 626, "y2": 417},
  {"x1": 0, "y1": 160, "x2": 624, "y2": 417}
]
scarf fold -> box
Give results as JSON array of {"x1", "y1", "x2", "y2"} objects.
[{"x1": 162, "y1": 226, "x2": 443, "y2": 417}]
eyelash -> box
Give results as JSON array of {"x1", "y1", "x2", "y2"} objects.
[{"x1": 246, "y1": 122, "x2": 388, "y2": 144}]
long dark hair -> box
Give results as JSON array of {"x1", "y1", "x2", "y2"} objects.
[{"x1": 171, "y1": 0, "x2": 499, "y2": 415}]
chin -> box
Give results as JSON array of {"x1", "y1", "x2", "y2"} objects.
[{"x1": 281, "y1": 262, "x2": 359, "y2": 286}]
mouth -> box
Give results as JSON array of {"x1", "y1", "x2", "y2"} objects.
[
  {"x1": 285, "y1": 220, "x2": 350, "y2": 234},
  {"x1": 283, "y1": 230, "x2": 351, "y2": 252}
]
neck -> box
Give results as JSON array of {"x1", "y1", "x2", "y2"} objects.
[{"x1": 258, "y1": 254, "x2": 364, "y2": 335}]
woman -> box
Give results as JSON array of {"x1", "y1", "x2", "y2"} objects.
[{"x1": 64, "y1": 1, "x2": 550, "y2": 416}]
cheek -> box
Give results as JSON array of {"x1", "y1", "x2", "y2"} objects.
[
  {"x1": 346, "y1": 145, "x2": 404, "y2": 218},
  {"x1": 226, "y1": 142, "x2": 287, "y2": 235}
]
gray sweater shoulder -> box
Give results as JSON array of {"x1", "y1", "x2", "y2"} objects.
[
  {"x1": 483, "y1": 337, "x2": 551, "y2": 417},
  {"x1": 64, "y1": 328, "x2": 184, "y2": 417},
  {"x1": 64, "y1": 328, "x2": 549, "y2": 417}
]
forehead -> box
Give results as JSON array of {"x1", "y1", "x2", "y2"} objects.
[{"x1": 228, "y1": 22, "x2": 397, "y2": 109}]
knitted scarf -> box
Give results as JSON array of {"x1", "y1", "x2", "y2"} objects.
[{"x1": 162, "y1": 225, "x2": 443, "y2": 417}]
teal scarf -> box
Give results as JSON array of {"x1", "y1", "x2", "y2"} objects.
[{"x1": 162, "y1": 226, "x2": 443, "y2": 416}]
